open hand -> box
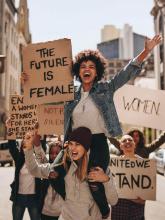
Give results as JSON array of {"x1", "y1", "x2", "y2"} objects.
[
  {"x1": 145, "y1": 35, "x2": 162, "y2": 52},
  {"x1": 23, "y1": 132, "x2": 34, "y2": 150},
  {"x1": 20, "y1": 72, "x2": 29, "y2": 86}
]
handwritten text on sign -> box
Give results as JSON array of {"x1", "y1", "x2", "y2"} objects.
[
  {"x1": 37, "y1": 104, "x2": 64, "y2": 135},
  {"x1": 114, "y1": 85, "x2": 165, "y2": 130},
  {"x1": 110, "y1": 157, "x2": 156, "y2": 200},
  {"x1": 7, "y1": 95, "x2": 37, "y2": 139},
  {"x1": 23, "y1": 39, "x2": 74, "y2": 104}
]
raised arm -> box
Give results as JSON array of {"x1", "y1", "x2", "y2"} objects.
[
  {"x1": 24, "y1": 148, "x2": 51, "y2": 179},
  {"x1": 109, "y1": 35, "x2": 162, "y2": 92},
  {"x1": 32, "y1": 122, "x2": 48, "y2": 163},
  {"x1": 146, "y1": 131, "x2": 165, "y2": 154},
  {"x1": 23, "y1": 132, "x2": 51, "y2": 178},
  {"x1": 136, "y1": 35, "x2": 162, "y2": 63}
]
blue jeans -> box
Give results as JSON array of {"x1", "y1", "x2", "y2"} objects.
[{"x1": 12, "y1": 194, "x2": 40, "y2": 220}]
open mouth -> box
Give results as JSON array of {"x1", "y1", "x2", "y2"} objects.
[
  {"x1": 83, "y1": 72, "x2": 91, "y2": 78},
  {"x1": 125, "y1": 144, "x2": 132, "y2": 148},
  {"x1": 72, "y1": 152, "x2": 78, "y2": 157}
]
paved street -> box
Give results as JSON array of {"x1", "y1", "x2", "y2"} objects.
[
  {"x1": 145, "y1": 174, "x2": 165, "y2": 220},
  {"x1": 0, "y1": 166, "x2": 165, "y2": 220},
  {"x1": 0, "y1": 166, "x2": 29, "y2": 220}
]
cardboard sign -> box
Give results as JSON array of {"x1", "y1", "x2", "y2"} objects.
[
  {"x1": 7, "y1": 95, "x2": 37, "y2": 139},
  {"x1": 23, "y1": 38, "x2": 74, "y2": 104},
  {"x1": 0, "y1": 123, "x2": 5, "y2": 140},
  {"x1": 37, "y1": 104, "x2": 64, "y2": 135},
  {"x1": 114, "y1": 85, "x2": 165, "y2": 130},
  {"x1": 110, "y1": 157, "x2": 156, "y2": 200}
]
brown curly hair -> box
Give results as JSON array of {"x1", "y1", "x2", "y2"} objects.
[{"x1": 73, "y1": 49, "x2": 107, "y2": 82}]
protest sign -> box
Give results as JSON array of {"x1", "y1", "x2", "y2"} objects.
[
  {"x1": 110, "y1": 157, "x2": 156, "y2": 200},
  {"x1": 37, "y1": 104, "x2": 64, "y2": 135},
  {"x1": 114, "y1": 85, "x2": 165, "y2": 130},
  {"x1": 23, "y1": 38, "x2": 74, "y2": 104},
  {"x1": 7, "y1": 95, "x2": 37, "y2": 139}
]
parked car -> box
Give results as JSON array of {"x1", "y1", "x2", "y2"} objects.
[
  {"x1": 0, "y1": 140, "x2": 13, "y2": 166},
  {"x1": 149, "y1": 148, "x2": 165, "y2": 176}
]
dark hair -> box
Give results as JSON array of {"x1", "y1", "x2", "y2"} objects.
[
  {"x1": 127, "y1": 128, "x2": 145, "y2": 149},
  {"x1": 73, "y1": 50, "x2": 107, "y2": 82}
]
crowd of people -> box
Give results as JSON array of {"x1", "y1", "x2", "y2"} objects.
[{"x1": 5, "y1": 34, "x2": 164, "y2": 220}]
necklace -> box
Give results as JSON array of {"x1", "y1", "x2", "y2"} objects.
[{"x1": 81, "y1": 92, "x2": 89, "y2": 112}]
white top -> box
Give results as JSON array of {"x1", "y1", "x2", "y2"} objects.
[
  {"x1": 72, "y1": 90, "x2": 108, "y2": 135},
  {"x1": 18, "y1": 163, "x2": 35, "y2": 194},
  {"x1": 18, "y1": 145, "x2": 47, "y2": 195}
]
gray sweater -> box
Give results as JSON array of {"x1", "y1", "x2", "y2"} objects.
[{"x1": 24, "y1": 148, "x2": 118, "y2": 220}]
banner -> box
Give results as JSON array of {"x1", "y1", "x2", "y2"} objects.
[
  {"x1": 114, "y1": 85, "x2": 165, "y2": 130},
  {"x1": 37, "y1": 104, "x2": 64, "y2": 135},
  {"x1": 110, "y1": 157, "x2": 156, "y2": 200},
  {"x1": 23, "y1": 38, "x2": 74, "y2": 104},
  {"x1": 7, "y1": 95, "x2": 37, "y2": 139}
]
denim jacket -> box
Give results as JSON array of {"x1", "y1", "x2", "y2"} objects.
[{"x1": 64, "y1": 59, "x2": 142, "y2": 138}]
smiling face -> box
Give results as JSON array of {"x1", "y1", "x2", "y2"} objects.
[
  {"x1": 79, "y1": 60, "x2": 97, "y2": 86},
  {"x1": 68, "y1": 141, "x2": 86, "y2": 161},
  {"x1": 49, "y1": 145, "x2": 61, "y2": 162},
  {"x1": 132, "y1": 131, "x2": 140, "y2": 146},
  {"x1": 120, "y1": 135, "x2": 135, "y2": 155}
]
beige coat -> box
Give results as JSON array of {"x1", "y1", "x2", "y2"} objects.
[
  {"x1": 24, "y1": 148, "x2": 118, "y2": 220},
  {"x1": 59, "y1": 162, "x2": 118, "y2": 220}
]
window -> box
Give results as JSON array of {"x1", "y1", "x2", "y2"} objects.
[{"x1": 109, "y1": 62, "x2": 114, "y2": 67}]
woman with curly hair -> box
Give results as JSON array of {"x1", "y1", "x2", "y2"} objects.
[
  {"x1": 127, "y1": 128, "x2": 165, "y2": 158},
  {"x1": 63, "y1": 35, "x2": 161, "y2": 218}
]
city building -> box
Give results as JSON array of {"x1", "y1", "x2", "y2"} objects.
[
  {"x1": 150, "y1": 0, "x2": 165, "y2": 144},
  {"x1": 151, "y1": 0, "x2": 165, "y2": 90},
  {"x1": 0, "y1": 0, "x2": 31, "y2": 139},
  {"x1": 101, "y1": 25, "x2": 120, "y2": 42},
  {"x1": 98, "y1": 24, "x2": 145, "y2": 60}
]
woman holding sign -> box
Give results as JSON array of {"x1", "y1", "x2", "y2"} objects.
[
  {"x1": 21, "y1": 35, "x2": 161, "y2": 219},
  {"x1": 63, "y1": 35, "x2": 161, "y2": 218},
  {"x1": 111, "y1": 134, "x2": 145, "y2": 220},
  {"x1": 110, "y1": 128, "x2": 165, "y2": 158},
  {"x1": 6, "y1": 119, "x2": 46, "y2": 220}
]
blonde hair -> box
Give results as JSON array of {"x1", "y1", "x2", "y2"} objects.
[{"x1": 63, "y1": 148, "x2": 88, "y2": 182}]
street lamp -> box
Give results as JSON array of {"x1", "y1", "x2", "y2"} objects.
[{"x1": 0, "y1": 55, "x2": 6, "y2": 74}]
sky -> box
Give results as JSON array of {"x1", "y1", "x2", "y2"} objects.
[{"x1": 24, "y1": 0, "x2": 155, "y2": 56}]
